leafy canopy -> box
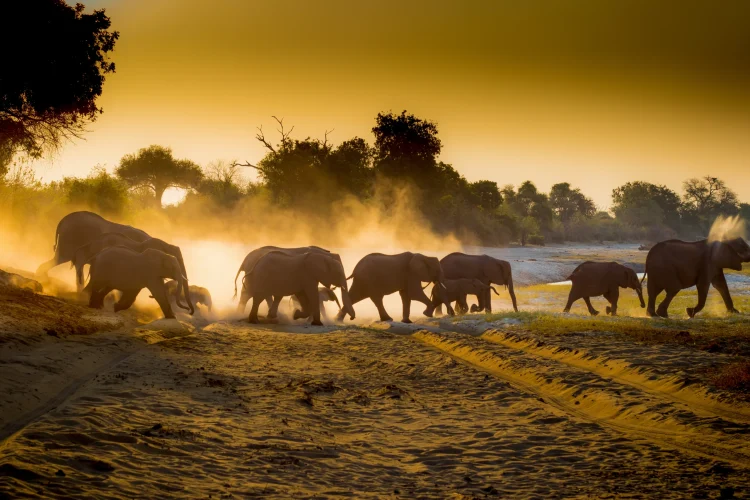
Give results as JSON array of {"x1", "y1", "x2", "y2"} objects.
[
  {"x1": 115, "y1": 145, "x2": 203, "y2": 204},
  {"x1": 0, "y1": 1, "x2": 118, "y2": 162}
]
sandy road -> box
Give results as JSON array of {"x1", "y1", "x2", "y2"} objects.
[{"x1": 0, "y1": 322, "x2": 748, "y2": 499}]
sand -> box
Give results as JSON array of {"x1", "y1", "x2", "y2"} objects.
[{"x1": 1, "y1": 243, "x2": 749, "y2": 498}]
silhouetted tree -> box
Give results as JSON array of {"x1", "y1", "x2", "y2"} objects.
[
  {"x1": 324, "y1": 137, "x2": 374, "y2": 198},
  {"x1": 468, "y1": 180, "x2": 502, "y2": 212},
  {"x1": 0, "y1": 1, "x2": 118, "y2": 160},
  {"x1": 611, "y1": 181, "x2": 682, "y2": 232},
  {"x1": 61, "y1": 167, "x2": 129, "y2": 214},
  {"x1": 372, "y1": 111, "x2": 442, "y2": 184},
  {"x1": 681, "y1": 176, "x2": 739, "y2": 233},
  {"x1": 549, "y1": 182, "x2": 596, "y2": 222},
  {"x1": 197, "y1": 161, "x2": 245, "y2": 208},
  {"x1": 115, "y1": 145, "x2": 203, "y2": 205}
]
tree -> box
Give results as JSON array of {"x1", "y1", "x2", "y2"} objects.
[
  {"x1": 371, "y1": 111, "x2": 442, "y2": 185},
  {"x1": 324, "y1": 137, "x2": 374, "y2": 199},
  {"x1": 468, "y1": 180, "x2": 502, "y2": 212},
  {"x1": 62, "y1": 167, "x2": 129, "y2": 214},
  {"x1": 0, "y1": 1, "x2": 118, "y2": 160},
  {"x1": 681, "y1": 176, "x2": 740, "y2": 233},
  {"x1": 115, "y1": 145, "x2": 203, "y2": 205},
  {"x1": 197, "y1": 161, "x2": 245, "y2": 208},
  {"x1": 611, "y1": 181, "x2": 682, "y2": 231},
  {"x1": 549, "y1": 182, "x2": 596, "y2": 222}
]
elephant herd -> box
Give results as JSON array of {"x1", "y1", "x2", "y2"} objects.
[{"x1": 35, "y1": 211, "x2": 750, "y2": 323}]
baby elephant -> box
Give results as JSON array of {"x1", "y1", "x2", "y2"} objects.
[
  {"x1": 290, "y1": 286, "x2": 341, "y2": 321},
  {"x1": 563, "y1": 261, "x2": 645, "y2": 316},
  {"x1": 431, "y1": 278, "x2": 498, "y2": 316},
  {"x1": 164, "y1": 280, "x2": 213, "y2": 313}
]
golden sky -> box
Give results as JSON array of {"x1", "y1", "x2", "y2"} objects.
[{"x1": 32, "y1": 0, "x2": 750, "y2": 208}]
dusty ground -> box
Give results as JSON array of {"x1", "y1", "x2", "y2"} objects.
[{"x1": 1, "y1": 244, "x2": 749, "y2": 498}]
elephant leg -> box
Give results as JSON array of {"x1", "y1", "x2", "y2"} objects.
[
  {"x1": 583, "y1": 297, "x2": 599, "y2": 316},
  {"x1": 148, "y1": 284, "x2": 175, "y2": 319},
  {"x1": 265, "y1": 295, "x2": 277, "y2": 317},
  {"x1": 656, "y1": 290, "x2": 678, "y2": 318},
  {"x1": 115, "y1": 289, "x2": 140, "y2": 313},
  {"x1": 563, "y1": 289, "x2": 579, "y2": 313},
  {"x1": 711, "y1": 272, "x2": 738, "y2": 314},
  {"x1": 371, "y1": 295, "x2": 392, "y2": 322},
  {"x1": 75, "y1": 263, "x2": 85, "y2": 292},
  {"x1": 398, "y1": 289, "x2": 413, "y2": 323},
  {"x1": 89, "y1": 285, "x2": 112, "y2": 309},
  {"x1": 647, "y1": 283, "x2": 661, "y2": 317},
  {"x1": 248, "y1": 297, "x2": 261, "y2": 323},
  {"x1": 293, "y1": 293, "x2": 313, "y2": 320},
  {"x1": 687, "y1": 281, "x2": 710, "y2": 318},
  {"x1": 407, "y1": 279, "x2": 434, "y2": 318},
  {"x1": 446, "y1": 301, "x2": 456, "y2": 316},
  {"x1": 237, "y1": 289, "x2": 251, "y2": 314},
  {"x1": 604, "y1": 289, "x2": 619, "y2": 316},
  {"x1": 266, "y1": 296, "x2": 282, "y2": 323}
]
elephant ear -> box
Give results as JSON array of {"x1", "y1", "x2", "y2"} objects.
[
  {"x1": 409, "y1": 254, "x2": 431, "y2": 283},
  {"x1": 727, "y1": 238, "x2": 750, "y2": 262},
  {"x1": 305, "y1": 253, "x2": 330, "y2": 285}
]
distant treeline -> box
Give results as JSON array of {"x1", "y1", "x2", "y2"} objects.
[{"x1": 2, "y1": 111, "x2": 748, "y2": 246}]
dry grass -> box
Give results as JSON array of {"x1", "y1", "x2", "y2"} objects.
[{"x1": 710, "y1": 361, "x2": 750, "y2": 392}]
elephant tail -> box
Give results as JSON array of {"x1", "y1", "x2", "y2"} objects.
[
  {"x1": 233, "y1": 267, "x2": 242, "y2": 299},
  {"x1": 640, "y1": 272, "x2": 647, "y2": 285},
  {"x1": 346, "y1": 273, "x2": 353, "y2": 280}
]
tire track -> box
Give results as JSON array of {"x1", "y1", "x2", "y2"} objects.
[
  {"x1": 480, "y1": 329, "x2": 750, "y2": 426},
  {"x1": 413, "y1": 329, "x2": 750, "y2": 468}
]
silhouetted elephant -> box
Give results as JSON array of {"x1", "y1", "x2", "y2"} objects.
[
  {"x1": 37, "y1": 211, "x2": 150, "y2": 278},
  {"x1": 246, "y1": 251, "x2": 354, "y2": 326},
  {"x1": 440, "y1": 253, "x2": 518, "y2": 313},
  {"x1": 72, "y1": 233, "x2": 194, "y2": 314},
  {"x1": 644, "y1": 237, "x2": 750, "y2": 318},
  {"x1": 563, "y1": 261, "x2": 644, "y2": 316},
  {"x1": 164, "y1": 280, "x2": 212, "y2": 314},
  {"x1": 338, "y1": 252, "x2": 446, "y2": 323},
  {"x1": 85, "y1": 247, "x2": 190, "y2": 319},
  {"x1": 233, "y1": 245, "x2": 332, "y2": 313},
  {"x1": 290, "y1": 286, "x2": 341, "y2": 321},
  {"x1": 431, "y1": 278, "x2": 498, "y2": 316}
]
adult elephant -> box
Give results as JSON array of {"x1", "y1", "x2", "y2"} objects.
[
  {"x1": 37, "y1": 211, "x2": 150, "y2": 278},
  {"x1": 233, "y1": 245, "x2": 332, "y2": 313},
  {"x1": 440, "y1": 253, "x2": 518, "y2": 313},
  {"x1": 246, "y1": 251, "x2": 355, "y2": 326},
  {"x1": 71, "y1": 232, "x2": 194, "y2": 314},
  {"x1": 337, "y1": 252, "x2": 446, "y2": 323},
  {"x1": 644, "y1": 237, "x2": 750, "y2": 318},
  {"x1": 85, "y1": 247, "x2": 190, "y2": 319},
  {"x1": 563, "y1": 261, "x2": 644, "y2": 316}
]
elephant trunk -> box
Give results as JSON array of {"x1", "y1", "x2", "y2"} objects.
[
  {"x1": 174, "y1": 249, "x2": 195, "y2": 315},
  {"x1": 507, "y1": 276, "x2": 518, "y2": 312},
  {"x1": 635, "y1": 285, "x2": 646, "y2": 308},
  {"x1": 339, "y1": 286, "x2": 355, "y2": 320}
]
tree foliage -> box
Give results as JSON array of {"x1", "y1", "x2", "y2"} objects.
[
  {"x1": 115, "y1": 145, "x2": 203, "y2": 205},
  {"x1": 549, "y1": 182, "x2": 596, "y2": 222},
  {"x1": 611, "y1": 181, "x2": 682, "y2": 232},
  {"x1": 372, "y1": 111, "x2": 442, "y2": 184},
  {"x1": 681, "y1": 176, "x2": 740, "y2": 233},
  {"x1": 60, "y1": 167, "x2": 129, "y2": 214},
  {"x1": 0, "y1": 1, "x2": 118, "y2": 160}
]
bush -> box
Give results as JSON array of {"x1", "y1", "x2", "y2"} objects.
[
  {"x1": 60, "y1": 167, "x2": 129, "y2": 215},
  {"x1": 527, "y1": 234, "x2": 545, "y2": 246}
]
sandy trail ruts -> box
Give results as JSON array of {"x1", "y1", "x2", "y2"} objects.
[{"x1": 1, "y1": 323, "x2": 747, "y2": 499}]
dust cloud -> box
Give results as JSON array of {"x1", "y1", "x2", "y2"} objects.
[
  {"x1": 708, "y1": 214, "x2": 747, "y2": 243},
  {"x1": 0, "y1": 181, "x2": 463, "y2": 323}
]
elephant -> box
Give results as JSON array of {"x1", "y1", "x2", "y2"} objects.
[
  {"x1": 37, "y1": 211, "x2": 150, "y2": 278},
  {"x1": 290, "y1": 286, "x2": 341, "y2": 321},
  {"x1": 440, "y1": 253, "x2": 518, "y2": 313},
  {"x1": 643, "y1": 237, "x2": 750, "y2": 318},
  {"x1": 337, "y1": 252, "x2": 446, "y2": 323},
  {"x1": 71, "y1": 233, "x2": 194, "y2": 314},
  {"x1": 84, "y1": 247, "x2": 190, "y2": 319},
  {"x1": 246, "y1": 251, "x2": 355, "y2": 326},
  {"x1": 233, "y1": 245, "x2": 333, "y2": 313},
  {"x1": 563, "y1": 261, "x2": 645, "y2": 316},
  {"x1": 164, "y1": 280, "x2": 212, "y2": 313},
  {"x1": 431, "y1": 278, "x2": 498, "y2": 316}
]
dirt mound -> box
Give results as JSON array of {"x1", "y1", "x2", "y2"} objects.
[
  {"x1": 0, "y1": 285, "x2": 121, "y2": 345},
  {"x1": 0, "y1": 269, "x2": 42, "y2": 293}
]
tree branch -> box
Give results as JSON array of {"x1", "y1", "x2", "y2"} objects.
[
  {"x1": 255, "y1": 125, "x2": 276, "y2": 153},
  {"x1": 272, "y1": 115, "x2": 293, "y2": 144},
  {"x1": 231, "y1": 160, "x2": 262, "y2": 171}
]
